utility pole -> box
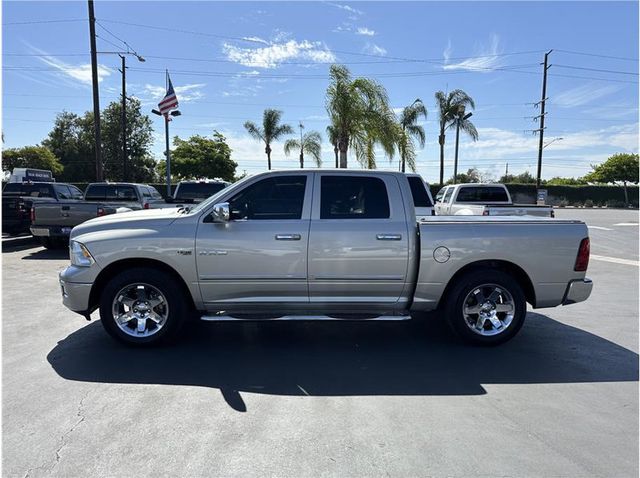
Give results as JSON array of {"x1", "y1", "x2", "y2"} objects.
[
  {"x1": 536, "y1": 50, "x2": 552, "y2": 188},
  {"x1": 120, "y1": 55, "x2": 127, "y2": 181},
  {"x1": 88, "y1": 0, "x2": 103, "y2": 181}
]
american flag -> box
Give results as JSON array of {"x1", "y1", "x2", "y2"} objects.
[{"x1": 158, "y1": 73, "x2": 179, "y2": 119}]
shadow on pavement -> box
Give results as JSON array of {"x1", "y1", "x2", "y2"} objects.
[
  {"x1": 1, "y1": 235, "x2": 38, "y2": 253},
  {"x1": 47, "y1": 313, "x2": 638, "y2": 411},
  {"x1": 21, "y1": 248, "x2": 68, "y2": 260}
]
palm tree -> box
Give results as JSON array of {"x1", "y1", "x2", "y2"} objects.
[
  {"x1": 284, "y1": 123, "x2": 322, "y2": 168},
  {"x1": 325, "y1": 64, "x2": 396, "y2": 168},
  {"x1": 435, "y1": 89, "x2": 476, "y2": 185},
  {"x1": 244, "y1": 109, "x2": 293, "y2": 170},
  {"x1": 326, "y1": 124, "x2": 339, "y2": 168},
  {"x1": 398, "y1": 99, "x2": 427, "y2": 173}
]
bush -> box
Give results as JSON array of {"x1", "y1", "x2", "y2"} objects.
[
  {"x1": 558, "y1": 199, "x2": 569, "y2": 208},
  {"x1": 584, "y1": 199, "x2": 594, "y2": 208},
  {"x1": 605, "y1": 200, "x2": 626, "y2": 208}
]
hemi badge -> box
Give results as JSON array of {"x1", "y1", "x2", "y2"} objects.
[{"x1": 177, "y1": 249, "x2": 192, "y2": 256}]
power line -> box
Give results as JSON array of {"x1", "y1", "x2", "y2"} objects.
[
  {"x1": 95, "y1": 34, "x2": 125, "y2": 51},
  {"x1": 555, "y1": 49, "x2": 639, "y2": 62},
  {"x1": 2, "y1": 18, "x2": 86, "y2": 25},
  {"x1": 548, "y1": 72, "x2": 638, "y2": 84},
  {"x1": 554, "y1": 64, "x2": 639, "y2": 76}
]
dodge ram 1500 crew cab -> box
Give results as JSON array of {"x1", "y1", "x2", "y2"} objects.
[{"x1": 59, "y1": 170, "x2": 592, "y2": 346}]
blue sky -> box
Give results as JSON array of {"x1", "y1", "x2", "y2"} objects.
[{"x1": 3, "y1": 1, "x2": 639, "y2": 182}]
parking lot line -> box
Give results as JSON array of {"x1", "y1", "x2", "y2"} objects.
[{"x1": 591, "y1": 254, "x2": 640, "y2": 267}]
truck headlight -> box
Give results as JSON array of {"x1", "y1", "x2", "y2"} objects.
[{"x1": 69, "y1": 241, "x2": 95, "y2": 267}]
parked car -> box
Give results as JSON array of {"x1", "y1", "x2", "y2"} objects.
[
  {"x1": 434, "y1": 183, "x2": 554, "y2": 217},
  {"x1": 2, "y1": 182, "x2": 84, "y2": 236},
  {"x1": 83, "y1": 182, "x2": 166, "y2": 210},
  {"x1": 59, "y1": 170, "x2": 592, "y2": 347}
]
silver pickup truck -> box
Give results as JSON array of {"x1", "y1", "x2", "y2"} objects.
[
  {"x1": 59, "y1": 170, "x2": 592, "y2": 347},
  {"x1": 435, "y1": 183, "x2": 554, "y2": 217}
]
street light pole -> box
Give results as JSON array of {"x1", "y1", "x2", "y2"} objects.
[
  {"x1": 120, "y1": 54, "x2": 127, "y2": 182},
  {"x1": 165, "y1": 116, "x2": 171, "y2": 197}
]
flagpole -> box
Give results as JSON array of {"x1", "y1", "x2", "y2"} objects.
[{"x1": 165, "y1": 69, "x2": 171, "y2": 198}]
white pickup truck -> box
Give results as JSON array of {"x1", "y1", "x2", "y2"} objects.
[
  {"x1": 59, "y1": 170, "x2": 591, "y2": 347},
  {"x1": 435, "y1": 183, "x2": 554, "y2": 217}
]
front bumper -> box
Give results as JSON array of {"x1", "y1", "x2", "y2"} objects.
[
  {"x1": 562, "y1": 278, "x2": 593, "y2": 305},
  {"x1": 59, "y1": 265, "x2": 97, "y2": 315}
]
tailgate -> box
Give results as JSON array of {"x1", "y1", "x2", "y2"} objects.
[
  {"x1": 33, "y1": 202, "x2": 98, "y2": 227},
  {"x1": 487, "y1": 206, "x2": 552, "y2": 217}
]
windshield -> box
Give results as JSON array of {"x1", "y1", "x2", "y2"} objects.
[{"x1": 188, "y1": 175, "x2": 254, "y2": 215}]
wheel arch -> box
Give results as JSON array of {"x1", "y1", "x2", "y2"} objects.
[
  {"x1": 440, "y1": 259, "x2": 536, "y2": 308},
  {"x1": 89, "y1": 258, "x2": 196, "y2": 313}
]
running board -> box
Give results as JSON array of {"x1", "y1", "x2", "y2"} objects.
[{"x1": 200, "y1": 314, "x2": 412, "y2": 322}]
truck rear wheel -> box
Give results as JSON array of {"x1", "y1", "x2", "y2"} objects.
[
  {"x1": 99, "y1": 267, "x2": 188, "y2": 346},
  {"x1": 444, "y1": 269, "x2": 527, "y2": 346}
]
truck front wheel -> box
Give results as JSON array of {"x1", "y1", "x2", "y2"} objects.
[
  {"x1": 99, "y1": 267, "x2": 188, "y2": 346},
  {"x1": 445, "y1": 269, "x2": 527, "y2": 346}
]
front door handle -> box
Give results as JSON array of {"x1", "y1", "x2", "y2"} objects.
[
  {"x1": 376, "y1": 234, "x2": 402, "y2": 241},
  {"x1": 275, "y1": 234, "x2": 301, "y2": 241}
]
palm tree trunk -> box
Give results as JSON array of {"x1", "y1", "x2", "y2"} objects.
[
  {"x1": 299, "y1": 150, "x2": 304, "y2": 169},
  {"x1": 266, "y1": 144, "x2": 272, "y2": 170},
  {"x1": 334, "y1": 146, "x2": 338, "y2": 168},
  {"x1": 438, "y1": 127, "x2": 446, "y2": 185},
  {"x1": 338, "y1": 138, "x2": 348, "y2": 168}
]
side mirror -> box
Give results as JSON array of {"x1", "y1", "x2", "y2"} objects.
[{"x1": 211, "y1": 202, "x2": 230, "y2": 222}]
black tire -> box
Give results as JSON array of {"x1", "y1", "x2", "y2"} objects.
[
  {"x1": 444, "y1": 269, "x2": 527, "y2": 346},
  {"x1": 38, "y1": 237, "x2": 67, "y2": 249},
  {"x1": 38, "y1": 237, "x2": 54, "y2": 249},
  {"x1": 99, "y1": 267, "x2": 189, "y2": 346}
]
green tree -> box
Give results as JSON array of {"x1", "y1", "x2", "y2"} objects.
[
  {"x1": 499, "y1": 171, "x2": 536, "y2": 184},
  {"x1": 101, "y1": 97, "x2": 156, "y2": 182},
  {"x1": 159, "y1": 132, "x2": 237, "y2": 181},
  {"x1": 446, "y1": 167, "x2": 493, "y2": 184},
  {"x1": 398, "y1": 99, "x2": 427, "y2": 173},
  {"x1": 584, "y1": 152, "x2": 639, "y2": 206},
  {"x1": 42, "y1": 111, "x2": 95, "y2": 182},
  {"x1": 244, "y1": 109, "x2": 293, "y2": 170},
  {"x1": 284, "y1": 127, "x2": 322, "y2": 168},
  {"x1": 435, "y1": 89, "x2": 476, "y2": 185},
  {"x1": 325, "y1": 64, "x2": 396, "y2": 168},
  {"x1": 545, "y1": 176, "x2": 587, "y2": 186},
  {"x1": 326, "y1": 124, "x2": 339, "y2": 168},
  {"x1": 43, "y1": 99, "x2": 157, "y2": 182},
  {"x1": 2, "y1": 146, "x2": 63, "y2": 176}
]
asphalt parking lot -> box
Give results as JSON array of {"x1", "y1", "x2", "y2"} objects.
[{"x1": 2, "y1": 209, "x2": 638, "y2": 477}]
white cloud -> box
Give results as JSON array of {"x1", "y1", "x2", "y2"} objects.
[
  {"x1": 223, "y1": 39, "x2": 335, "y2": 68},
  {"x1": 143, "y1": 83, "x2": 206, "y2": 102},
  {"x1": 363, "y1": 43, "x2": 387, "y2": 56},
  {"x1": 36, "y1": 51, "x2": 111, "y2": 85},
  {"x1": 443, "y1": 34, "x2": 504, "y2": 72},
  {"x1": 552, "y1": 83, "x2": 622, "y2": 108},
  {"x1": 356, "y1": 27, "x2": 375, "y2": 36},
  {"x1": 326, "y1": 2, "x2": 364, "y2": 15}
]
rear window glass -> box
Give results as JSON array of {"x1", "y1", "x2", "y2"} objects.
[
  {"x1": 321, "y1": 176, "x2": 390, "y2": 219},
  {"x1": 456, "y1": 186, "x2": 509, "y2": 203},
  {"x1": 175, "y1": 182, "x2": 227, "y2": 201},
  {"x1": 86, "y1": 185, "x2": 138, "y2": 201},
  {"x1": 2, "y1": 183, "x2": 54, "y2": 197},
  {"x1": 407, "y1": 176, "x2": 433, "y2": 207},
  {"x1": 435, "y1": 187, "x2": 447, "y2": 202}
]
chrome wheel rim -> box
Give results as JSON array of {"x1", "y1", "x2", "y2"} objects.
[
  {"x1": 462, "y1": 283, "x2": 515, "y2": 336},
  {"x1": 112, "y1": 283, "x2": 169, "y2": 338}
]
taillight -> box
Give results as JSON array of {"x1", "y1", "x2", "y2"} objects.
[
  {"x1": 30, "y1": 207, "x2": 35, "y2": 222},
  {"x1": 97, "y1": 207, "x2": 105, "y2": 217},
  {"x1": 482, "y1": 210, "x2": 490, "y2": 216},
  {"x1": 144, "y1": 202, "x2": 150, "y2": 209},
  {"x1": 574, "y1": 238, "x2": 590, "y2": 271}
]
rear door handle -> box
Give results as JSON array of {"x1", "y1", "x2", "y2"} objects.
[
  {"x1": 275, "y1": 234, "x2": 301, "y2": 241},
  {"x1": 376, "y1": 234, "x2": 402, "y2": 241}
]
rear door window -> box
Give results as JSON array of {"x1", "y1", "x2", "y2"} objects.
[
  {"x1": 407, "y1": 176, "x2": 433, "y2": 207},
  {"x1": 443, "y1": 187, "x2": 454, "y2": 203},
  {"x1": 320, "y1": 176, "x2": 390, "y2": 219},
  {"x1": 53, "y1": 184, "x2": 73, "y2": 199}
]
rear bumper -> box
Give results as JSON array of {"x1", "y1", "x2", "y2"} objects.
[
  {"x1": 30, "y1": 225, "x2": 73, "y2": 238},
  {"x1": 562, "y1": 278, "x2": 593, "y2": 305}
]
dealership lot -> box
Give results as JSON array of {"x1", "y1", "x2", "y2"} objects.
[{"x1": 2, "y1": 209, "x2": 638, "y2": 477}]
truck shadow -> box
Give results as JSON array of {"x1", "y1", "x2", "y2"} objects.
[
  {"x1": 47, "y1": 313, "x2": 638, "y2": 412},
  {"x1": 1, "y1": 235, "x2": 38, "y2": 253},
  {"x1": 21, "y1": 248, "x2": 69, "y2": 260}
]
